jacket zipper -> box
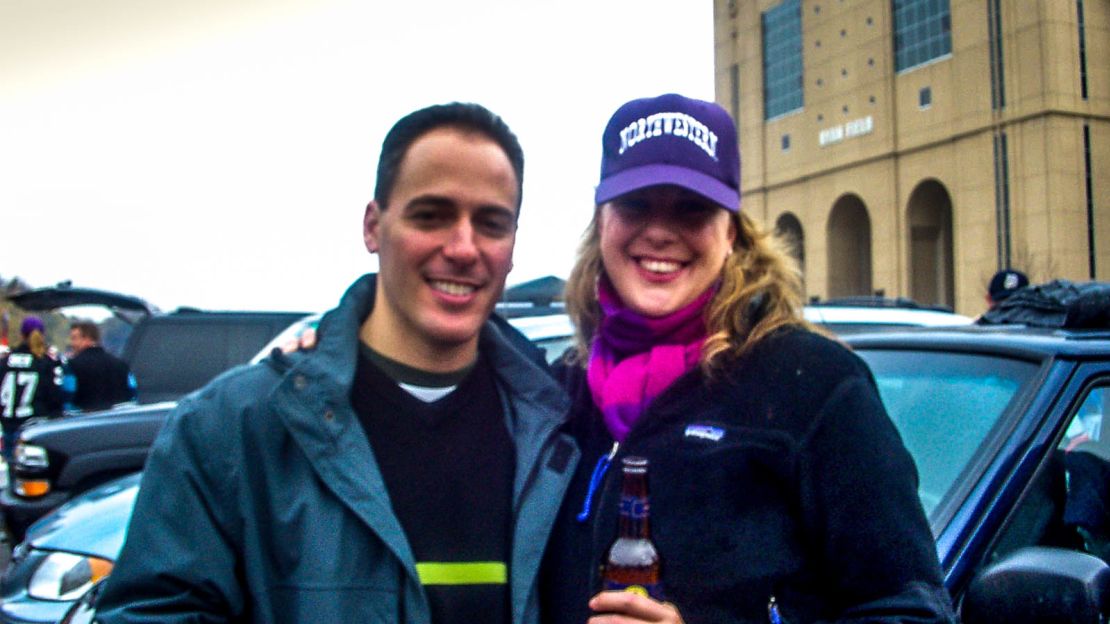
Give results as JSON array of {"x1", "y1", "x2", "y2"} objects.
[
  {"x1": 575, "y1": 441, "x2": 619, "y2": 522},
  {"x1": 576, "y1": 371, "x2": 687, "y2": 525},
  {"x1": 768, "y1": 595, "x2": 785, "y2": 624}
]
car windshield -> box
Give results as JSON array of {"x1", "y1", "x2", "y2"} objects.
[{"x1": 856, "y1": 349, "x2": 1040, "y2": 517}]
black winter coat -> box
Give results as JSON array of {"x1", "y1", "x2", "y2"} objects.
[
  {"x1": 541, "y1": 328, "x2": 956, "y2": 624},
  {"x1": 66, "y1": 345, "x2": 135, "y2": 411}
]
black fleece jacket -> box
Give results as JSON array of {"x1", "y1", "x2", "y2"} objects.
[{"x1": 541, "y1": 328, "x2": 956, "y2": 624}]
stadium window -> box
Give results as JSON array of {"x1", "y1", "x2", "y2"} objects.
[
  {"x1": 762, "y1": 0, "x2": 804, "y2": 120},
  {"x1": 893, "y1": 0, "x2": 952, "y2": 72}
]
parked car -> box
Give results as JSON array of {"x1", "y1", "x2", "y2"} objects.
[
  {"x1": 1, "y1": 285, "x2": 307, "y2": 540},
  {"x1": 0, "y1": 311, "x2": 574, "y2": 621},
  {"x1": 502, "y1": 311, "x2": 574, "y2": 361},
  {"x1": 803, "y1": 296, "x2": 972, "y2": 334},
  {"x1": 0, "y1": 474, "x2": 136, "y2": 624},
  {"x1": 844, "y1": 321, "x2": 1110, "y2": 620},
  {"x1": 6, "y1": 291, "x2": 1110, "y2": 622}
]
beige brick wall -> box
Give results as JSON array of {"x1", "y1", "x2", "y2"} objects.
[{"x1": 715, "y1": 0, "x2": 1109, "y2": 315}]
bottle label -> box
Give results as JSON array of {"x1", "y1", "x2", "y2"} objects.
[
  {"x1": 619, "y1": 495, "x2": 649, "y2": 519},
  {"x1": 604, "y1": 579, "x2": 665, "y2": 601}
]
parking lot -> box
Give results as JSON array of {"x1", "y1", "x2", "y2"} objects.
[{"x1": 3, "y1": 286, "x2": 1109, "y2": 622}]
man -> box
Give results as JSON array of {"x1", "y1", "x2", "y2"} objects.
[
  {"x1": 65, "y1": 321, "x2": 135, "y2": 411},
  {"x1": 96, "y1": 103, "x2": 578, "y2": 623}
]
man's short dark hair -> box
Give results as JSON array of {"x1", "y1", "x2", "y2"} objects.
[
  {"x1": 373, "y1": 102, "x2": 525, "y2": 211},
  {"x1": 71, "y1": 320, "x2": 100, "y2": 342}
]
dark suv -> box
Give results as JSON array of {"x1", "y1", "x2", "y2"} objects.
[
  {"x1": 1, "y1": 285, "x2": 306, "y2": 539},
  {"x1": 841, "y1": 295, "x2": 1110, "y2": 620}
]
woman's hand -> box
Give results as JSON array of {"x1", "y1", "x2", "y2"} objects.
[
  {"x1": 280, "y1": 326, "x2": 317, "y2": 353},
  {"x1": 587, "y1": 591, "x2": 684, "y2": 624}
]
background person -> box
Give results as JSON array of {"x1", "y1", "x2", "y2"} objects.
[
  {"x1": 95, "y1": 102, "x2": 578, "y2": 623},
  {"x1": 0, "y1": 316, "x2": 64, "y2": 460},
  {"x1": 65, "y1": 320, "x2": 136, "y2": 411},
  {"x1": 541, "y1": 93, "x2": 955, "y2": 623},
  {"x1": 986, "y1": 268, "x2": 1029, "y2": 308}
]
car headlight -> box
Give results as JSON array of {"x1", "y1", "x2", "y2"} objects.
[
  {"x1": 27, "y1": 552, "x2": 113, "y2": 601},
  {"x1": 14, "y1": 443, "x2": 49, "y2": 470}
]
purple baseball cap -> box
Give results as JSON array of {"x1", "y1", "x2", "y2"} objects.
[
  {"x1": 20, "y1": 316, "x2": 45, "y2": 336},
  {"x1": 595, "y1": 93, "x2": 740, "y2": 212}
]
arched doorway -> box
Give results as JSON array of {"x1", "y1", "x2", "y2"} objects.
[
  {"x1": 774, "y1": 212, "x2": 805, "y2": 267},
  {"x1": 774, "y1": 212, "x2": 806, "y2": 294},
  {"x1": 907, "y1": 180, "x2": 955, "y2": 308},
  {"x1": 826, "y1": 195, "x2": 872, "y2": 298}
]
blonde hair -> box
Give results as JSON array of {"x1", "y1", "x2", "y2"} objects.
[
  {"x1": 564, "y1": 208, "x2": 820, "y2": 374},
  {"x1": 27, "y1": 330, "x2": 48, "y2": 358}
]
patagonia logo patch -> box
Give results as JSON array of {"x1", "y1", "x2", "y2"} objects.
[{"x1": 684, "y1": 424, "x2": 725, "y2": 442}]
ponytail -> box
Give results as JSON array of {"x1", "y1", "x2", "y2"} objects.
[{"x1": 27, "y1": 330, "x2": 47, "y2": 358}]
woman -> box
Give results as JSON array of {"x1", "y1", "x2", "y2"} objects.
[
  {"x1": 0, "y1": 316, "x2": 64, "y2": 460},
  {"x1": 541, "y1": 94, "x2": 955, "y2": 623}
]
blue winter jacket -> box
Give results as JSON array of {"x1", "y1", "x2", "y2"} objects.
[{"x1": 96, "y1": 274, "x2": 579, "y2": 623}]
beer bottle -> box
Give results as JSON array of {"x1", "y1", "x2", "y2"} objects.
[{"x1": 601, "y1": 456, "x2": 663, "y2": 600}]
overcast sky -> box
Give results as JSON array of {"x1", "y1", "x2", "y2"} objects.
[{"x1": 1, "y1": 0, "x2": 714, "y2": 314}]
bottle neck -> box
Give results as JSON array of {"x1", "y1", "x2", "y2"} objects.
[{"x1": 617, "y1": 472, "x2": 651, "y2": 539}]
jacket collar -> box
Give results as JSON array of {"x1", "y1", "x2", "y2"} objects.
[{"x1": 269, "y1": 274, "x2": 413, "y2": 583}]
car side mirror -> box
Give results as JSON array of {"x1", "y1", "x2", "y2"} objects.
[{"x1": 960, "y1": 546, "x2": 1110, "y2": 624}]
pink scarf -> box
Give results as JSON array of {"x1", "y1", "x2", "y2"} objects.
[{"x1": 587, "y1": 277, "x2": 714, "y2": 441}]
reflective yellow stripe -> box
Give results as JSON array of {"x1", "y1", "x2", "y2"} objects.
[{"x1": 415, "y1": 562, "x2": 507, "y2": 585}]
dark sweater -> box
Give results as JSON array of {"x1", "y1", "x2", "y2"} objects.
[
  {"x1": 351, "y1": 352, "x2": 514, "y2": 624},
  {"x1": 541, "y1": 328, "x2": 956, "y2": 624},
  {"x1": 67, "y1": 346, "x2": 134, "y2": 411}
]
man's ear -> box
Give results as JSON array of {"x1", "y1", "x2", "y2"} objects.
[{"x1": 364, "y1": 201, "x2": 382, "y2": 253}]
